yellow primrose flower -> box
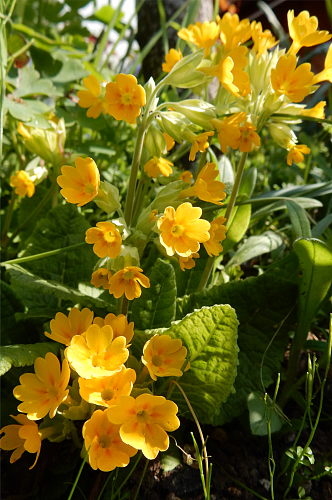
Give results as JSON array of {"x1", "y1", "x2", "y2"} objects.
[
  {"x1": 107, "y1": 267, "x2": 150, "y2": 301},
  {"x1": 179, "y1": 252, "x2": 199, "y2": 271},
  {"x1": 142, "y1": 334, "x2": 188, "y2": 381},
  {"x1": 287, "y1": 143, "x2": 311, "y2": 166},
  {"x1": 91, "y1": 268, "x2": 112, "y2": 290},
  {"x1": 93, "y1": 313, "x2": 134, "y2": 345},
  {"x1": 79, "y1": 366, "x2": 136, "y2": 407},
  {"x1": 77, "y1": 75, "x2": 109, "y2": 119},
  {"x1": 149, "y1": 209, "x2": 159, "y2": 222},
  {"x1": 251, "y1": 21, "x2": 278, "y2": 57},
  {"x1": 312, "y1": 44, "x2": 332, "y2": 84},
  {"x1": 13, "y1": 353, "x2": 70, "y2": 420},
  {"x1": 188, "y1": 131, "x2": 214, "y2": 161},
  {"x1": 218, "y1": 13, "x2": 252, "y2": 52},
  {"x1": 57, "y1": 157, "x2": 100, "y2": 207},
  {"x1": 179, "y1": 170, "x2": 193, "y2": 183},
  {"x1": 237, "y1": 122, "x2": 261, "y2": 152},
  {"x1": 85, "y1": 221, "x2": 122, "y2": 259},
  {"x1": 287, "y1": 10, "x2": 332, "y2": 56},
  {"x1": 157, "y1": 202, "x2": 210, "y2": 257},
  {"x1": 65, "y1": 324, "x2": 129, "y2": 379},
  {"x1": 83, "y1": 409, "x2": 137, "y2": 472},
  {"x1": 162, "y1": 48, "x2": 183, "y2": 73},
  {"x1": 0, "y1": 415, "x2": 41, "y2": 469},
  {"x1": 45, "y1": 307, "x2": 93, "y2": 345},
  {"x1": 107, "y1": 394, "x2": 180, "y2": 459},
  {"x1": 271, "y1": 54, "x2": 314, "y2": 103},
  {"x1": 178, "y1": 21, "x2": 220, "y2": 56},
  {"x1": 163, "y1": 132, "x2": 175, "y2": 151},
  {"x1": 211, "y1": 112, "x2": 247, "y2": 153},
  {"x1": 203, "y1": 216, "x2": 227, "y2": 257},
  {"x1": 144, "y1": 156, "x2": 173, "y2": 178},
  {"x1": 10, "y1": 170, "x2": 35, "y2": 198},
  {"x1": 301, "y1": 101, "x2": 326, "y2": 119},
  {"x1": 180, "y1": 162, "x2": 227, "y2": 206},
  {"x1": 105, "y1": 74, "x2": 146, "y2": 123}
]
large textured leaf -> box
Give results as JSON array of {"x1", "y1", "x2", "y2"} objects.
[
  {"x1": 226, "y1": 231, "x2": 283, "y2": 268},
  {"x1": 0, "y1": 343, "x2": 59, "y2": 376},
  {"x1": 131, "y1": 259, "x2": 176, "y2": 330},
  {"x1": 177, "y1": 272, "x2": 297, "y2": 425}
]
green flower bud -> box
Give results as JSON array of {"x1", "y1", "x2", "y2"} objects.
[
  {"x1": 94, "y1": 181, "x2": 121, "y2": 214},
  {"x1": 145, "y1": 122, "x2": 167, "y2": 157},
  {"x1": 111, "y1": 245, "x2": 140, "y2": 272},
  {"x1": 151, "y1": 180, "x2": 187, "y2": 212},
  {"x1": 269, "y1": 123, "x2": 296, "y2": 149},
  {"x1": 157, "y1": 111, "x2": 194, "y2": 143},
  {"x1": 163, "y1": 50, "x2": 208, "y2": 88},
  {"x1": 169, "y1": 99, "x2": 216, "y2": 131}
]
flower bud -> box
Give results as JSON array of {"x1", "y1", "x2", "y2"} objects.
[
  {"x1": 162, "y1": 50, "x2": 208, "y2": 88},
  {"x1": 145, "y1": 122, "x2": 167, "y2": 157},
  {"x1": 94, "y1": 180, "x2": 121, "y2": 214},
  {"x1": 25, "y1": 156, "x2": 48, "y2": 186},
  {"x1": 151, "y1": 180, "x2": 188, "y2": 212},
  {"x1": 269, "y1": 123, "x2": 296, "y2": 150},
  {"x1": 111, "y1": 246, "x2": 140, "y2": 272},
  {"x1": 157, "y1": 111, "x2": 193, "y2": 143},
  {"x1": 169, "y1": 100, "x2": 216, "y2": 131}
]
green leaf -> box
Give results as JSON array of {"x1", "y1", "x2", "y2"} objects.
[
  {"x1": 13, "y1": 66, "x2": 54, "y2": 97},
  {"x1": 312, "y1": 214, "x2": 332, "y2": 238},
  {"x1": 173, "y1": 246, "x2": 211, "y2": 297},
  {"x1": 131, "y1": 259, "x2": 176, "y2": 330},
  {"x1": 4, "y1": 96, "x2": 34, "y2": 121},
  {"x1": 247, "y1": 392, "x2": 283, "y2": 435},
  {"x1": 226, "y1": 231, "x2": 283, "y2": 269},
  {"x1": 0, "y1": 343, "x2": 60, "y2": 376},
  {"x1": 7, "y1": 34, "x2": 26, "y2": 55},
  {"x1": 286, "y1": 200, "x2": 311, "y2": 240},
  {"x1": 221, "y1": 195, "x2": 251, "y2": 255},
  {"x1": 160, "y1": 440, "x2": 182, "y2": 472},
  {"x1": 238, "y1": 167, "x2": 257, "y2": 198},
  {"x1": 251, "y1": 197, "x2": 322, "y2": 222},
  {"x1": 0, "y1": 281, "x2": 25, "y2": 345},
  {"x1": 50, "y1": 58, "x2": 88, "y2": 83},
  {"x1": 92, "y1": 5, "x2": 124, "y2": 25},
  {"x1": 217, "y1": 154, "x2": 234, "y2": 192}
]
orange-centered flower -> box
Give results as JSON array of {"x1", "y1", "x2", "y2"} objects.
[
  {"x1": 142, "y1": 334, "x2": 188, "y2": 381},
  {"x1": 0, "y1": 415, "x2": 41, "y2": 469},
  {"x1": 45, "y1": 307, "x2": 94, "y2": 345},
  {"x1": 218, "y1": 13, "x2": 252, "y2": 52},
  {"x1": 105, "y1": 74, "x2": 146, "y2": 123},
  {"x1": 144, "y1": 156, "x2": 173, "y2": 178},
  {"x1": 178, "y1": 21, "x2": 220, "y2": 56},
  {"x1": 287, "y1": 10, "x2": 332, "y2": 56},
  {"x1": 179, "y1": 252, "x2": 199, "y2": 271},
  {"x1": 180, "y1": 162, "x2": 227, "y2": 206},
  {"x1": 162, "y1": 48, "x2": 183, "y2": 73},
  {"x1": 107, "y1": 267, "x2": 150, "y2": 301},
  {"x1": 77, "y1": 75, "x2": 109, "y2": 119},
  {"x1": 93, "y1": 313, "x2": 134, "y2": 345},
  {"x1": 271, "y1": 54, "x2": 314, "y2": 103},
  {"x1": 287, "y1": 143, "x2": 311, "y2": 166},
  {"x1": 211, "y1": 112, "x2": 247, "y2": 154},
  {"x1": 91, "y1": 268, "x2": 113, "y2": 290},
  {"x1": 188, "y1": 131, "x2": 214, "y2": 161},
  {"x1": 251, "y1": 21, "x2": 278, "y2": 57},
  {"x1": 10, "y1": 171, "x2": 35, "y2": 198},
  {"x1": 203, "y1": 216, "x2": 227, "y2": 257},
  {"x1": 13, "y1": 352, "x2": 70, "y2": 420},
  {"x1": 157, "y1": 202, "x2": 210, "y2": 257},
  {"x1": 85, "y1": 221, "x2": 122, "y2": 259},
  {"x1": 57, "y1": 157, "x2": 100, "y2": 206},
  {"x1": 107, "y1": 394, "x2": 180, "y2": 459},
  {"x1": 83, "y1": 409, "x2": 137, "y2": 472}
]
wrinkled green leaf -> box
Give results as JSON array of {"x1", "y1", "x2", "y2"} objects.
[
  {"x1": 286, "y1": 200, "x2": 311, "y2": 240},
  {"x1": 226, "y1": 231, "x2": 283, "y2": 268},
  {"x1": 13, "y1": 66, "x2": 54, "y2": 97},
  {"x1": 0, "y1": 343, "x2": 59, "y2": 376}
]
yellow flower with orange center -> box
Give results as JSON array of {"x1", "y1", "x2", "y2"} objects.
[
  {"x1": 312, "y1": 44, "x2": 332, "y2": 84},
  {"x1": 301, "y1": 101, "x2": 326, "y2": 119},
  {"x1": 144, "y1": 156, "x2": 173, "y2": 178},
  {"x1": 180, "y1": 162, "x2": 227, "y2": 206},
  {"x1": 45, "y1": 307, "x2": 94, "y2": 345},
  {"x1": 0, "y1": 415, "x2": 41, "y2": 469},
  {"x1": 178, "y1": 21, "x2": 220, "y2": 56},
  {"x1": 163, "y1": 132, "x2": 175, "y2": 151},
  {"x1": 105, "y1": 74, "x2": 146, "y2": 123},
  {"x1": 287, "y1": 10, "x2": 332, "y2": 56},
  {"x1": 91, "y1": 268, "x2": 112, "y2": 290},
  {"x1": 237, "y1": 122, "x2": 261, "y2": 152},
  {"x1": 179, "y1": 170, "x2": 193, "y2": 183},
  {"x1": 107, "y1": 266, "x2": 150, "y2": 301},
  {"x1": 13, "y1": 352, "x2": 70, "y2": 420},
  {"x1": 162, "y1": 48, "x2": 183, "y2": 73},
  {"x1": 271, "y1": 54, "x2": 314, "y2": 103},
  {"x1": 203, "y1": 216, "x2": 227, "y2": 257},
  {"x1": 251, "y1": 21, "x2": 278, "y2": 57},
  {"x1": 10, "y1": 171, "x2": 35, "y2": 198},
  {"x1": 57, "y1": 157, "x2": 100, "y2": 206},
  {"x1": 79, "y1": 366, "x2": 136, "y2": 407},
  {"x1": 188, "y1": 131, "x2": 214, "y2": 161},
  {"x1": 287, "y1": 143, "x2": 311, "y2": 166},
  {"x1": 85, "y1": 221, "x2": 122, "y2": 259},
  {"x1": 211, "y1": 112, "x2": 247, "y2": 154},
  {"x1": 218, "y1": 13, "x2": 252, "y2": 52},
  {"x1": 142, "y1": 334, "x2": 188, "y2": 381},
  {"x1": 93, "y1": 313, "x2": 134, "y2": 345},
  {"x1": 83, "y1": 409, "x2": 137, "y2": 472},
  {"x1": 77, "y1": 75, "x2": 109, "y2": 119},
  {"x1": 65, "y1": 324, "x2": 129, "y2": 379},
  {"x1": 107, "y1": 394, "x2": 180, "y2": 459},
  {"x1": 157, "y1": 202, "x2": 210, "y2": 257},
  {"x1": 179, "y1": 252, "x2": 199, "y2": 271}
]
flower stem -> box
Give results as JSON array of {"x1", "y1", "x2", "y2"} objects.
[
  {"x1": 1, "y1": 242, "x2": 86, "y2": 267},
  {"x1": 112, "y1": 452, "x2": 142, "y2": 499},
  {"x1": 133, "y1": 458, "x2": 149, "y2": 500}
]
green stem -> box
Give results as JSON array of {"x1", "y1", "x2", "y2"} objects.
[
  {"x1": 94, "y1": 0, "x2": 125, "y2": 68},
  {"x1": 0, "y1": 58, "x2": 5, "y2": 167},
  {"x1": 120, "y1": 296, "x2": 129, "y2": 317},
  {"x1": 112, "y1": 452, "x2": 142, "y2": 499},
  {"x1": 1, "y1": 242, "x2": 86, "y2": 266},
  {"x1": 1, "y1": 190, "x2": 17, "y2": 245},
  {"x1": 67, "y1": 447, "x2": 89, "y2": 500},
  {"x1": 6, "y1": 38, "x2": 34, "y2": 74},
  {"x1": 133, "y1": 457, "x2": 149, "y2": 500}
]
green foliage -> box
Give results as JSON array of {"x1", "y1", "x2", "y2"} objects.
[
  {"x1": 0, "y1": 342, "x2": 59, "y2": 376},
  {"x1": 247, "y1": 391, "x2": 283, "y2": 435}
]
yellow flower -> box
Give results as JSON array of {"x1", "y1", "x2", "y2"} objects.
[
  {"x1": 77, "y1": 75, "x2": 109, "y2": 119},
  {"x1": 179, "y1": 170, "x2": 193, "y2": 183},
  {"x1": 271, "y1": 54, "x2": 314, "y2": 103},
  {"x1": 85, "y1": 222, "x2": 122, "y2": 259},
  {"x1": 203, "y1": 216, "x2": 227, "y2": 257},
  {"x1": 157, "y1": 202, "x2": 210, "y2": 257},
  {"x1": 287, "y1": 143, "x2": 311, "y2": 166},
  {"x1": 65, "y1": 324, "x2": 129, "y2": 379},
  {"x1": 57, "y1": 157, "x2": 100, "y2": 207},
  {"x1": 13, "y1": 353, "x2": 70, "y2": 420},
  {"x1": 149, "y1": 209, "x2": 159, "y2": 222},
  {"x1": 237, "y1": 122, "x2": 261, "y2": 152},
  {"x1": 93, "y1": 313, "x2": 135, "y2": 345},
  {"x1": 83, "y1": 409, "x2": 137, "y2": 471},
  {"x1": 91, "y1": 268, "x2": 112, "y2": 290},
  {"x1": 79, "y1": 366, "x2": 136, "y2": 407},
  {"x1": 10, "y1": 171, "x2": 35, "y2": 198},
  {"x1": 107, "y1": 394, "x2": 180, "y2": 459},
  {"x1": 218, "y1": 13, "x2": 252, "y2": 52},
  {"x1": 211, "y1": 112, "x2": 247, "y2": 153},
  {"x1": 178, "y1": 21, "x2": 220, "y2": 56},
  {"x1": 105, "y1": 74, "x2": 146, "y2": 123},
  {"x1": 162, "y1": 48, "x2": 183, "y2": 73},
  {"x1": 287, "y1": 10, "x2": 332, "y2": 56},
  {"x1": 179, "y1": 252, "x2": 199, "y2": 271},
  {"x1": 180, "y1": 162, "x2": 227, "y2": 206},
  {"x1": 301, "y1": 101, "x2": 326, "y2": 119},
  {"x1": 144, "y1": 156, "x2": 173, "y2": 178},
  {"x1": 163, "y1": 132, "x2": 175, "y2": 151},
  {"x1": 251, "y1": 21, "x2": 278, "y2": 57},
  {"x1": 188, "y1": 131, "x2": 214, "y2": 161},
  {"x1": 45, "y1": 307, "x2": 93, "y2": 345},
  {"x1": 107, "y1": 266, "x2": 150, "y2": 301},
  {"x1": 0, "y1": 415, "x2": 41, "y2": 469},
  {"x1": 142, "y1": 334, "x2": 188, "y2": 381},
  {"x1": 312, "y1": 44, "x2": 332, "y2": 84}
]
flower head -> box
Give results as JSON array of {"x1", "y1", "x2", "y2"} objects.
[
  {"x1": 251, "y1": 21, "x2": 278, "y2": 57},
  {"x1": 57, "y1": 157, "x2": 100, "y2": 206},
  {"x1": 142, "y1": 334, "x2": 188, "y2": 381},
  {"x1": 93, "y1": 313, "x2": 134, "y2": 344},
  {"x1": 83, "y1": 409, "x2": 137, "y2": 471},
  {"x1": 312, "y1": 44, "x2": 332, "y2": 84},
  {"x1": 77, "y1": 75, "x2": 109, "y2": 119},
  {"x1": 107, "y1": 394, "x2": 180, "y2": 459},
  {"x1": 287, "y1": 10, "x2": 332, "y2": 56},
  {"x1": 237, "y1": 122, "x2": 261, "y2": 152},
  {"x1": 144, "y1": 156, "x2": 173, "y2": 178},
  {"x1": 0, "y1": 415, "x2": 41, "y2": 469},
  {"x1": 218, "y1": 13, "x2": 252, "y2": 52},
  {"x1": 180, "y1": 162, "x2": 227, "y2": 206},
  {"x1": 45, "y1": 307, "x2": 94, "y2": 345},
  {"x1": 179, "y1": 170, "x2": 193, "y2": 183},
  {"x1": 162, "y1": 48, "x2": 183, "y2": 73},
  {"x1": 211, "y1": 112, "x2": 247, "y2": 153},
  {"x1": 108, "y1": 267, "x2": 150, "y2": 301},
  {"x1": 85, "y1": 222, "x2": 122, "y2": 259},
  {"x1": 157, "y1": 202, "x2": 210, "y2": 257},
  {"x1": 65, "y1": 324, "x2": 129, "y2": 379},
  {"x1": 188, "y1": 131, "x2": 214, "y2": 161},
  {"x1": 203, "y1": 216, "x2": 227, "y2": 257},
  {"x1": 301, "y1": 101, "x2": 326, "y2": 119},
  {"x1": 179, "y1": 252, "x2": 199, "y2": 271},
  {"x1": 105, "y1": 74, "x2": 146, "y2": 123},
  {"x1": 10, "y1": 171, "x2": 35, "y2": 198},
  {"x1": 13, "y1": 353, "x2": 70, "y2": 420},
  {"x1": 178, "y1": 21, "x2": 220, "y2": 56},
  {"x1": 271, "y1": 54, "x2": 314, "y2": 103},
  {"x1": 91, "y1": 268, "x2": 112, "y2": 290},
  {"x1": 287, "y1": 143, "x2": 311, "y2": 166}
]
